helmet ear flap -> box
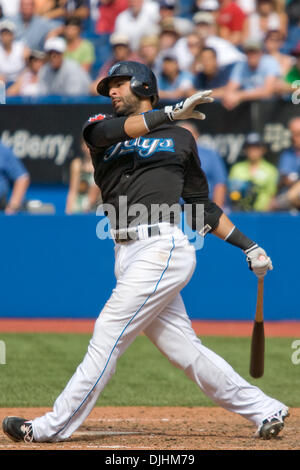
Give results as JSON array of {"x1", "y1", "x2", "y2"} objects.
[
  {"x1": 130, "y1": 76, "x2": 159, "y2": 105},
  {"x1": 130, "y1": 77, "x2": 152, "y2": 98}
]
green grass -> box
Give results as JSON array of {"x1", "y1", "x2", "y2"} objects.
[{"x1": 0, "y1": 334, "x2": 299, "y2": 408}]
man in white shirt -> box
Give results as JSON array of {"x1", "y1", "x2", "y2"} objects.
[
  {"x1": 114, "y1": 0, "x2": 161, "y2": 51},
  {"x1": 174, "y1": 11, "x2": 245, "y2": 71}
]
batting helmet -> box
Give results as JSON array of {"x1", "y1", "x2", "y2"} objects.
[{"x1": 97, "y1": 61, "x2": 159, "y2": 106}]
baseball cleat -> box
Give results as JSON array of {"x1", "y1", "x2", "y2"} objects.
[
  {"x1": 257, "y1": 408, "x2": 289, "y2": 440},
  {"x1": 2, "y1": 416, "x2": 34, "y2": 443}
]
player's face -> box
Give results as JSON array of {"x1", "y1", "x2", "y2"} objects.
[{"x1": 108, "y1": 78, "x2": 141, "y2": 116}]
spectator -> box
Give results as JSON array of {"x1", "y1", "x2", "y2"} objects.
[
  {"x1": 236, "y1": 0, "x2": 256, "y2": 15},
  {"x1": 62, "y1": 16, "x2": 95, "y2": 72},
  {"x1": 95, "y1": 0, "x2": 128, "y2": 35},
  {"x1": 37, "y1": 36, "x2": 91, "y2": 96},
  {"x1": 269, "y1": 116, "x2": 300, "y2": 212},
  {"x1": 217, "y1": 0, "x2": 246, "y2": 46},
  {"x1": 158, "y1": 17, "x2": 181, "y2": 51},
  {"x1": 191, "y1": 47, "x2": 231, "y2": 99},
  {"x1": 222, "y1": 39, "x2": 281, "y2": 110},
  {"x1": 158, "y1": 0, "x2": 194, "y2": 36},
  {"x1": 183, "y1": 32, "x2": 203, "y2": 73},
  {"x1": 34, "y1": 0, "x2": 66, "y2": 21},
  {"x1": 157, "y1": 54, "x2": 195, "y2": 100},
  {"x1": 228, "y1": 132, "x2": 278, "y2": 212},
  {"x1": 34, "y1": 0, "x2": 89, "y2": 22},
  {"x1": 275, "y1": 41, "x2": 300, "y2": 96},
  {"x1": 177, "y1": 121, "x2": 227, "y2": 208},
  {"x1": 286, "y1": 0, "x2": 300, "y2": 27},
  {"x1": 0, "y1": 0, "x2": 20, "y2": 17},
  {"x1": 65, "y1": 139, "x2": 101, "y2": 214},
  {"x1": 191, "y1": 12, "x2": 245, "y2": 67},
  {"x1": 63, "y1": 0, "x2": 90, "y2": 21},
  {"x1": 6, "y1": 49, "x2": 45, "y2": 96},
  {"x1": 138, "y1": 35, "x2": 160, "y2": 74},
  {"x1": 9, "y1": 0, "x2": 58, "y2": 51},
  {"x1": 0, "y1": 139, "x2": 30, "y2": 215},
  {"x1": 263, "y1": 29, "x2": 293, "y2": 77},
  {"x1": 191, "y1": 47, "x2": 232, "y2": 99},
  {"x1": 114, "y1": 0, "x2": 160, "y2": 51},
  {"x1": 243, "y1": 0, "x2": 288, "y2": 44},
  {"x1": 193, "y1": 0, "x2": 220, "y2": 16},
  {"x1": 90, "y1": 33, "x2": 142, "y2": 95},
  {"x1": 0, "y1": 20, "x2": 29, "y2": 86}
]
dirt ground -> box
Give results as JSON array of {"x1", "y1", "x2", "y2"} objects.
[{"x1": 0, "y1": 407, "x2": 299, "y2": 451}]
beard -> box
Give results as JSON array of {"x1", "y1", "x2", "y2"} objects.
[{"x1": 113, "y1": 92, "x2": 142, "y2": 116}]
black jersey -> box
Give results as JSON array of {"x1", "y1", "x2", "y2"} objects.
[{"x1": 83, "y1": 112, "x2": 222, "y2": 231}]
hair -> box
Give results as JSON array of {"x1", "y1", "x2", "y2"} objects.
[{"x1": 201, "y1": 47, "x2": 217, "y2": 57}]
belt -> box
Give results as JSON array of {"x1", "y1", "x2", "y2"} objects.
[{"x1": 111, "y1": 224, "x2": 162, "y2": 244}]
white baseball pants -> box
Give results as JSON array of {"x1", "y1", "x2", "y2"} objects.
[{"x1": 32, "y1": 224, "x2": 286, "y2": 442}]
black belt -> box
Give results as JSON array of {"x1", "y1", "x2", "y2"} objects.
[{"x1": 113, "y1": 225, "x2": 161, "y2": 244}]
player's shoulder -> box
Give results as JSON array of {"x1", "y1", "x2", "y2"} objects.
[
  {"x1": 86, "y1": 113, "x2": 113, "y2": 125},
  {"x1": 82, "y1": 112, "x2": 113, "y2": 134}
]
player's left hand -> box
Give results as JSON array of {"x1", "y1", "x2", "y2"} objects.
[
  {"x1": 164, "y1": 90, "x2": 214, "y2": 121},
  {"x1": 244, "y1": 245, "x2": 273, "y2": 278}
]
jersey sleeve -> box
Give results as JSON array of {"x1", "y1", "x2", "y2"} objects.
[
  {"x1": 82, "y1": 113, "x2": 130, "y2": 150},
  {"x1": 182, "y1": 134, "x2": 223, "y2": 234}
]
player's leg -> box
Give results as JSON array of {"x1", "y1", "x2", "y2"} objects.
[
  {"x1": 31, "y1": 229, "x2": 196, "y2": 442},
  {"x1": 144, "y1": 294, "x2": 287, "y2": 428}
]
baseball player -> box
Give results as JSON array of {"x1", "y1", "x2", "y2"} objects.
[{"x1": 3, "y1": 61, "x2": 289, "y2": 444}]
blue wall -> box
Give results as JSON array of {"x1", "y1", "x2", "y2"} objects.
[{"x1": 0, "y1": 214, "x2": 299, "y2": 320}]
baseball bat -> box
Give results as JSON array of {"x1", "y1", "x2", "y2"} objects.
[{"x1": 249, "y1": 277, "x2": 265, "y2": 378}]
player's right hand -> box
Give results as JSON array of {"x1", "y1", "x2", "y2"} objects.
[
  {"x1": 164, "y1": 90, "x2": 214, "y2": 121},
  {"x1": 244, "y1": 245, "x2": 273, "y2": 278}
]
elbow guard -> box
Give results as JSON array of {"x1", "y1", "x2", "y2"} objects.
[
  {"x1": 199, "y1": 200, "x2": 223, "y2": 236},
  {"x1": 83, "y1": 116, "x2": 129, "y2": 147}
]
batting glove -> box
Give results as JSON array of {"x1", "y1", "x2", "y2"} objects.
[
  {"x1": 164, "y1": 90, "x2": 214, "y2": 121},
  {"x1": 244, "y1": 245, "x2": 273, "y2": 278}
]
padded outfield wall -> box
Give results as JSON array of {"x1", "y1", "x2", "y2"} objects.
[{"x1": 0, "y1": 99, "x2": 299, "y2": 320}]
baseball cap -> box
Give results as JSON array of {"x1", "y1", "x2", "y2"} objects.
[
  {"x1": 160, "y1": 18, "x2": 180, "y2": 35},
  {"x1": 159, "y1": 0, "x2": 175, "y2": 8},
  {"x1": 200, "y1": 0, "x2": 219, "y2": 10},
  {"x1": 243, "y1": 39, "x2": 263, "y2": 52},
  {"x1": 44, "y1": 37, "x2": 67, "y2": 54},
  {"x1": 0, "y1": 19, "x2": 16, "y2": 33},
  {"x1": 29, "y1": 49, "x2": 46, "y2": 60},
  {"x1": 193, "y1": 11, "x2": 215, "y2": 25},
  {"x1": 244, "y1": 133, "x2": 265, "y2": 146},
  {"x1": 109, "y1": 33, "x2": 130, "y2": 47},
  {"x1": 162, "y1": 52, "x2": 178, "y2": 62},
  {"x1": 139, "y1": 35, "x2": 160, "y2": 48}
]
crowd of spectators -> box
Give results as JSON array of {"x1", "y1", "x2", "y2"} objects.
[
  {"x1": 0, "y1": 0, "x2": 300, "y2": 215},
  {"x1": 0, "y1": 0, "x2": 300, "y2": 101}
]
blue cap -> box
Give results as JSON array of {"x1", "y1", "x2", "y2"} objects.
[{"x1": 245, "y1": 132, "x2": 264, "y2": 146}]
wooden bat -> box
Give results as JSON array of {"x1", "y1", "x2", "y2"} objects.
[{"x1": 250, "y1": 277, "x2": 265, "y2": 378}]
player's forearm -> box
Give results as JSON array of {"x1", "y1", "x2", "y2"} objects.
[
  {"x1": 237, "y1": 85, "x2": 274, "y2": 102},
  {"x1": 212, "y1": 213, "x2": 256, "y2": 251}
]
